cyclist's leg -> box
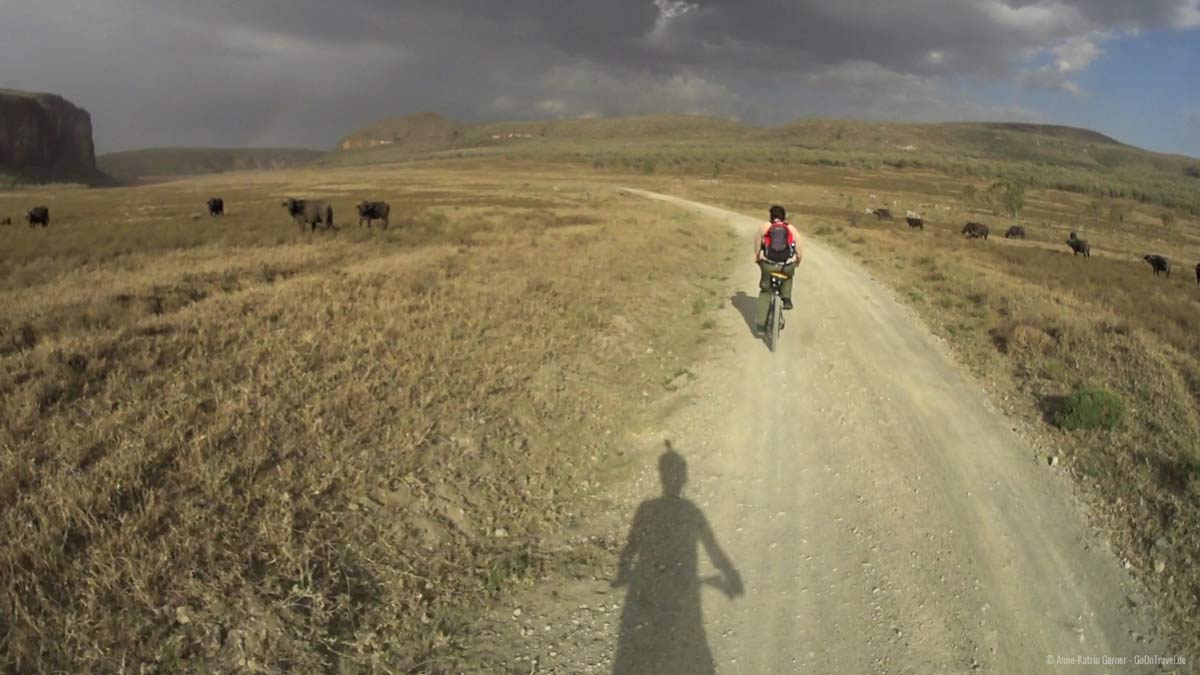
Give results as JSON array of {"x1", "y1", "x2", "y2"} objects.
[
  {"x1": 781, "y1": 263, "x2": 796, "y2": 309},
  {"x1": 756, "y1": 261, "x2": 773, "y2": 328}
]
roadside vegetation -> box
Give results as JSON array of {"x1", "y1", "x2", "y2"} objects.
[{"x1": 0, "y1": 165, "x2": 737, "y2": 671}]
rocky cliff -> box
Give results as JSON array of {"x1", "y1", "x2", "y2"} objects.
[
  {"x1": 0, "y1": 88, "x2": 99, "y2": 182},
  {"x1": 337, "y1": 112, "x2": 466, "y2": 152}
]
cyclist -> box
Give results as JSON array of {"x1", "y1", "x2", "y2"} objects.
[{"x1": 756, "y1": 205, "x2": 803, "y2": 332}]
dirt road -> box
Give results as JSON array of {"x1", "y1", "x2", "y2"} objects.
[{"x1": 479, "y1": 191, "x2": 1171, "y2": 674}]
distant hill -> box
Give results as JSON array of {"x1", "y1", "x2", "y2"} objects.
[
  {"x1": 336, "y1": 112, "x2": 750, "y2": 154},
  {"x1": 331, "y1": 113, "x2": 1200, "y2": 212},
  {"x1": 97, "y1": 147, "x2": 324, "y2": 184},
  {"x1": 334, "y1": 113, "x2": 1192, "y2": 170}
]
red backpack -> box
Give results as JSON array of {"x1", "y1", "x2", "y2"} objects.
[{"x1": 762, "y1": 220, "x2": 795, "y2": 262}]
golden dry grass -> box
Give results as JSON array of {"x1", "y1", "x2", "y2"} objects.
[
  {"x1": 4, "y1": 146, "x2": 1199, "y2": 668},
  {"x1": 0, "y1": 163, "x2": 739, "y2": 671}
]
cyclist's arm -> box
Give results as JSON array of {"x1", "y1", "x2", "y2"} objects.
[
  {"x1": 754, "y1": 223, "x2": 768, "y2": 261},
  {"x1": 790, "y1": 225, "x2": 805, "y2": 263}
]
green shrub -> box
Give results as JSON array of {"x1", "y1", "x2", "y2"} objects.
[{"x1": 1053, "y1": 387, "x2": 1125, "y2": 431}]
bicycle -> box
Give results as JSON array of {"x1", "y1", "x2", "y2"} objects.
[{"x1": 764, "y1": 269, "x2": 789, "y2": 352}]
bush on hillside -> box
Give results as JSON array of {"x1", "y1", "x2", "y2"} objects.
[{"x1": 1052, "y1": 387, "x2": 1126, "y2": 431}]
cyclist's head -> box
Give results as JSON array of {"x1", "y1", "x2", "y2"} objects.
[
  {"x1": 769, "y1": 205, "x2": 786, "y2": 221},
  {"x1": 659, "y1": 443, "x2": 687, "y2": 497}
]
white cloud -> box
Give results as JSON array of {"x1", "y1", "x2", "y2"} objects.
[
  {"x1": 977, "y1": 0, "x2": 1083, "y2": 35},
  {"x1": 1174, "y1": 0, "x2": 1200, "y2": 27},
  {"x1": 793, "y1": 61, "x2": 1042, "y2": 122},
  {"x1": 647, "y1": 0, "x2": 702, "y2": 49},
  {"x1": 1014, "y1": 30, "x2": 1112, "y2": 95},
  {"x1": 537, "y1": 62, "x2": 738, "y2": 118},
  {"x1": 1050, "y1": 34, "x2": 1105, "y2": 73}
]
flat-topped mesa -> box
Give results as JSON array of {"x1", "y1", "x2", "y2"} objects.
[{"x1": 0, "y1": 88, "x2": 96, "y2": 178}]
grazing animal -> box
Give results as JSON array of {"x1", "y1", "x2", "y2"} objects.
[
  {"x1": 26, "y1": 206, "x2": 49, "y2": 228},
  {"x1": 1004, "y1": 225, "x2": 1026, "y2": 239},
  {"x1": 904, "y1": 210, "x2": 924, "y2": 230},
  {"x1": 281, "y1": 198, "x2": 335, "y2": 232},
  {"x1": 1066, "y1": 233, "x2": 1090, "y2": 257},
  {"x1": 207, "y1": 197, "x2": 224, "y2": 216},
  {"x1": 1143, "y1": 254, "x2": 1170, "y2": 277},
  {"x1": 0, "y1": 217, "x2": 11, "y2": 225},
  {"x1": 1195, "y1": 262, "x2": 1199, "y2": 285},
  {"x1": 962, "y1": 222, "x2": 989, "y2": 239},
  {"x1": 872, "y1": 208, "x2": 893, "y2": 220},
  {"x1": 356, "y1": 200, "x2": 391, "y2": 228}
]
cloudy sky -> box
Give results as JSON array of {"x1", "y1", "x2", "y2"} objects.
[{"x1": 4, "y1": 0, "x2": 1199, "y2": 156}]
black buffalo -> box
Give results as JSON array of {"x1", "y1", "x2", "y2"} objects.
[
  {"x1": 282, "y1": 198, "x2": 335, "y2": 232},
  {"x1": 1066, "y1": 234, "x2": 1090, "y2": 258},
  {"x1": 1143, "y1": 254, "x2": 1170, "y2": 277},
  {"x1": 26, "y1": 206, "x2": 49, "y2": 228},
  {"x1": 356, "y1": 200, "x2": 391, "y2": 228},
  {"x1": 872, "y1": 208, "x2": 893, "y2": 220},
  {"x1": 0, "y1": 217, "x2": 11, "y2": 225},
  {"x1": 905, "y1": 216, "x2": 924, "y2": 230},
  {"x1": 1004, "y1": 225, "x2": 1026, "y2": 239},
  {"x1": 962, "y1": 222, "x2": 989, "y2": 239},
  {"x1": 1195, "y1": 262, "x2": 1199, "y2": 285},
  {"x1": 207, "y1": 197, "x2": 225, "y2": 216}
]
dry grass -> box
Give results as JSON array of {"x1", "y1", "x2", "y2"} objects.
[
  {"x1": 4, "y1": 144, "x2": 1198, "y2": 668},
  {"x1": 636, "y1": 164, "x2": 1200, "y2": 657},
  {"x1": 0, "y1": 164, "x2": 738, "y2": 672}
]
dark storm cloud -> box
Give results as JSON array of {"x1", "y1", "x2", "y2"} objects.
[{"x1": 1, "y1": 0, "x2": 1197, "y2": 152}]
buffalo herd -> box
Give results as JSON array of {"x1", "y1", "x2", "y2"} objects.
[
  {"x1": 8, "y1": 191, "x2": 1198, "y2": 287},
  {"x1": 872, "y1": 206, "x2": 1199, "y2": 287},
  {"x1": 7, "y1": 196, "x2": 397, "y2": 236}
]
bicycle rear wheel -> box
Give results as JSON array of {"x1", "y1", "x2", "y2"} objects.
[{"x1": 767, "y1": 295, "x2": 782, "y2": 352}]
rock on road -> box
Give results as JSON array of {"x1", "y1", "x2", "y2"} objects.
[{"x1": 483, "y1": 190, "x2": 1168, "y2": 674}]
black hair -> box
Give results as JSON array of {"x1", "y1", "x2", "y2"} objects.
[{"x1": 769, "y1": 205, "x2": 786, "y2": 221}]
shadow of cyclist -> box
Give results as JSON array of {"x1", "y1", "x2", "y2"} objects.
[
  {"x1": 730, "y1": 291, "x2": 760, "y2": 335},
  {"x1": 610, "y1": 441, "x2": 744, "y2": 675}
]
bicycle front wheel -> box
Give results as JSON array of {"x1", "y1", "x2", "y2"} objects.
[{"x1": 767, "y1": 295, "x2": 782, "y2": 352}]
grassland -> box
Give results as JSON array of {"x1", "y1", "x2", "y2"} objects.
[
  {"x1": 3, "y1": 116, "x2": 1200, "y2": 668},
  {"x1": 0, "y1": 164, "x2": 738, "y2": 671}
]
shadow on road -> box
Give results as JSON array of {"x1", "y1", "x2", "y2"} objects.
[
  {"x1": 610, "y1": 441, "x2": 744, "y2": 675},
  {"x1": 730, "y1": 291, "x2": 760, "y2": 335}
]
